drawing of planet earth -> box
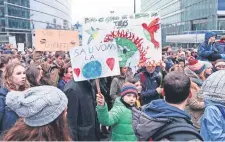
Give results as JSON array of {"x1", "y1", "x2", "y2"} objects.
[
  {"x1": 82, "y1": 60, "x2": 102, "y2": 79},
  {"x1": 115, "y1": 37, "x2": 140, "y2": 67}
]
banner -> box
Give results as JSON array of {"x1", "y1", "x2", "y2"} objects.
[
  {"x1": 69, "y1": 42, "x2": 120, "y2": 81},
  {"x1": 35, "y1": 29, "x2": 79, "y2": 51},
  {"x1": 17, "y1": 43, "x2": 24, "y2": 52},
  {"x1": 83, "y1": 12, "x2": 162, "y2": 67},
  {"x1": 9, "y1": 36, "x2": 16, "y2": 48}
]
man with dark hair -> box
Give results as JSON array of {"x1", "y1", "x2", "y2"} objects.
[{"x1": 133, "y1": 72, "x2": 203, "y2": 141}]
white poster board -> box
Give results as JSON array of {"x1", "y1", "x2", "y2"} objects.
[
  {"x1": 9, "y1": 36, "x2": 16, "y2": 48},
  {"x1": 17, "y1": 43, "x2": 25, "y2": 52},
  {"x1": 83, "y1": 12, "x2": 162, "y2": 67},
  {"x1": 69, "y1": 42, "x2": 120, "y2": 81}
]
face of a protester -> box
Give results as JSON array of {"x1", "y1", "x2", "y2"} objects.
[
  {"x1": 179, "y1": 62, "x2": 185, "y2": 68},
  {"x1": 135, "y1": 81, "x2": 142, "y2": 93},
  {"x1": 209, "y1": 36, "x2": 216, "y2": 43},
  {"x1": 11, "y1": 65, "x2": 26, "y2": 87},
  {"x1": 146, "y1": 64, "x2": 156, "y2": 73},
  {"x1": 123, "y1": 94, "x2": 137, "y2": 106},
  {"x1": 216, "y1": 65, "x2": 225, "y2": 71},
  {"x1": 205, "y1": 67, "x2": 212, "y2": 75},
  {"x1": 121, "y1": 67, "x2": 127, "y2": 75},
  {"x1": 37, "y1": 65, "x2": 43, "y2": 84},
  {"x1": 65, "y1": 67, "x2": 73, "y2": 80},
  {"x1": 56, "y1": 56, "x2": 64, "y2": 67}
]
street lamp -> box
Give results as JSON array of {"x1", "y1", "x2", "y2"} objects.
[{"x1": 134, "y1": 0, "x2": 136, "y2": 13}]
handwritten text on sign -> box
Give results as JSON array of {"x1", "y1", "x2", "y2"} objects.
[
  {"x1": 35, "y1": 29, "x2": 79, "y2": 51},
  {"x1": 69, "y1": 42, "x2": 120, "y2": 82}
]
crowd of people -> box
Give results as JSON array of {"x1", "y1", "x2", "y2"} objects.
[{"x1": 0, "y1": 31, "x2": 224, "y2": 141}]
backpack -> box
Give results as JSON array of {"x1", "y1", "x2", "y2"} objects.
[{"x1": 150, "y1": 119, "x2": 203, "y2": 141}]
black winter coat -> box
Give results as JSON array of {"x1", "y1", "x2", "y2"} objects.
[{"x1": 63, "y1": 80, "x2": 100, "y2": 141}]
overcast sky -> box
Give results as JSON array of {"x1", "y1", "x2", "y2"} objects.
[{"x1": 71, "y1": 0, "x2": 141, "y2": 24}]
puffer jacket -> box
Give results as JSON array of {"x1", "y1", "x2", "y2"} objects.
[
  {"x1": 185, "y1": 81, "x2": 205, "y2": 129},
  {"x1": 97, "y1": 98, "x2": 137, "y2": 141},
  {"x1": 110, "y1": 75, "x2": 126, "y2": 101},
  {"x1": 197, "y1": 32, "x2": 218, "y2": 61},
  {"x1": 0, "y1": 87, "x2": 19, "y2": 135},
  {"x1": 216, "y1": 40, "x2": 225, "y2": 54}
]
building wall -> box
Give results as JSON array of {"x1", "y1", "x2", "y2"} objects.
[
  {"x1": 141, "y1": 0, "x2": 224, "y2": 47},
  {"x1": 30, "y1": 0, "x2": 72, "y2": 30}
]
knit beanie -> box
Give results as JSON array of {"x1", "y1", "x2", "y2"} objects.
[
  {"x1": 6, "y1": 86, "x2": 68, "y2": 127},
  {"x1": 120, "y1": 82, "x2": 138, "y2": 98},
  {"x1": 188, "y1": 56, "x2": 206, "y2": 74},
  {"x1": 199, "y1": 70, "x2": 225, "y2": 103}
]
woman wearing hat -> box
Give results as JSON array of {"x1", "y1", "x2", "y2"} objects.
[{"x1": 2, "y1": 86, "x2": 70, "y2": 141}]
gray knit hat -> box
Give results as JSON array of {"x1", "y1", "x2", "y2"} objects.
[
  {"x1": 199, "y1": 70, "x2": 225, "y2": 103},
  {"x1": 6, "y1": 86, "x2": 68, "y2": 127}
]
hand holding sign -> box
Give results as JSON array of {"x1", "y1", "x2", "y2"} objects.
[{"x1": 96, "y1": 93, "x2": 105, "y2": 106}]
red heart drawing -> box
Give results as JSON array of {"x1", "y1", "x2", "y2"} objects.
[
  {"x1": 73, "y1": 68, "x2": 80, "y2": 77},
  {"x1": 106, "y1": 58, "x2": 115, "y2": 71}
]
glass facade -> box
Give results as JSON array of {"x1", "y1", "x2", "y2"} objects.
[
  {"x1": 141, "y1": 0, "x2": 224, "y2": 46},
  {"x1": 30, "y1": 0, "x2": 72, "y2": 30}
]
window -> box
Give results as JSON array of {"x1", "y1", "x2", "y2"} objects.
[{"x1": 8, "y1": 18, "x2": 30, "y2": 29}]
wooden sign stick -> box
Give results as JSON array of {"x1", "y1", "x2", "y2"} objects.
[{"x1": 95, "y1": 79, "x2": 101, "y2": 94}]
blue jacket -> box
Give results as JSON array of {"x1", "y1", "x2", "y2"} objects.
[
  {"x1": 0, "y1": 87, "x2": 19, "y2": 134},
  {"x1": 197, "y1": 32, "x2": 217, "y2": 61},
  {"x1": 200, "y1": 100, "x2": 225, "y2": 141},
  {"x1": 216, "y1": 41, "x2": 225, "y2": 54},
  {"x1": 144, "y1": 99, "x2": 191, "y2": 119},
  {"x1": 58, "y1": 79, "x2": 66, "y2": 91},
  {"x1": 136, "y1": 69, "x2": 161, "y2": 105}
]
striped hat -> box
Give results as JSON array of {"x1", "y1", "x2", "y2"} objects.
[
  {"x1": 188, "y1": 56, "x2": 206, "y2": 75},
  {"x1": 121, "y1": 82, "x2": 138, "y2": 98}
]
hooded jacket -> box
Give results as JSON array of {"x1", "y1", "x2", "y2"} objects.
[
  {"x1": 133, "y1": 99, "x2": 202, "y2": 141},
  {"x1": 216, "y1": 40, "x2": 225, "y2": 54},
  {"x1": 97, "y1": 98, "x2": 137, "y2": 141},
  {"x1": 200, "y1": 100, "x2": 225, "y2": 141},
  {"x1": 197, "y1": 32, "x2": 218, "y2": 61},
  {"x1": 135, "y1": 69, "x2": 161, "y2": 105},
  {"x1": 0, "y1": 87, "x2": 19, "y2": 134}
]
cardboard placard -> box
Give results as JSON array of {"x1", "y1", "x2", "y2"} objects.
[
  {"x1": 35, "y1": 29, "x2": 79, "y2": 51},
  {"x1": 83, "y1": 12, "x2": 162, "y2": 67},
  {"x1": 17, "y1": 43, "x2": 24, "y2": 52},
  {"x1": 69, "y1": 42, "x2": 120, "y2": 81}
]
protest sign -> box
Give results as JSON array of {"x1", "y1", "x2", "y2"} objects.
[
  {"x1": 83, "y1": 12, "x2": 162, "y2": 67},
  {"x1": 17, "y1": 43, "x2": 24, "y2": 52},
  {"x1": 69, "y1": 42, "x2": 120, "y2": 81},
  {"x1": 35, "y1": 29, "x2": 79, "y2": 51},
  {"x1": 9, "y1": 36, "x2": 16, "y2": 48}
]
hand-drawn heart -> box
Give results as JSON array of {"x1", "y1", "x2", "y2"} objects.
[
  {"x1": 106, "y1": 58, "x2": 115, "y2": 71},
  {"x1": 73, "y1": 68, "x2": 80, "y2": 77}
]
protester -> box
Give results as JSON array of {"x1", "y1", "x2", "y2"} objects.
[
  {"x1": 110, "y1": 67, "x2": 128, "y2": 101},
  {"x1": 198, "y1": 31, "x2": 224, "y2": 61},
  {"x1": 214, "y1": 59, "x2": 225, "y2": 71},
  {"x1": 127, "y1": 78, "x2": 142, "y2": 108},
  {"x1": 26, "y1": 64, "x2": 43, "y2": 87},
  {"x1": 135, "y1": 61, "x2": 162, "y2": 105},
  {"x1": 199, "y1": 70, "x2": 225, "y2": 141},
  {"x1": 48, "y1": 51, "x2": 65, "y2": 87},
  {"x1": 2, "y1": 86, "x2": 70, "y2": 141},
  {"x1": 58, "y1": 63, "x2": 73, "y2": 90},
  {"x1": 0, "y1": 62, "x2": 29, "y2": 134},
  {"x1": 191, "y1": 49, "x2": 198, "y2": 59},
  {"x1": 96, "y1": 82, "x2": 138, "y2": 141},
  {"x1": 0, "y1": 55, "x2": 11, "y2": 86},
  {"x1": 133, "y1": 71, "x2": 203, "y2": 141},
  {"x1": 216, "y1": 35, "x2": 225, "y2": 54},
  {"x1": 63, "y1": 80, "x2": 100, "y2": 141}
]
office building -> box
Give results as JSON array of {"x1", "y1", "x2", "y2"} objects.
[
  {"x1": 141, "y1": 0, "x2": 225, "y2": 47},
  {"x1": 0, "y1": 0, "x2": 31, "y2": 45},
  {"x1": 30, "y1": 0, "x2": 72, "y2": 46}
]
